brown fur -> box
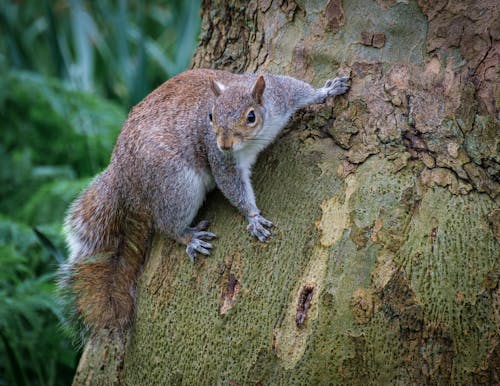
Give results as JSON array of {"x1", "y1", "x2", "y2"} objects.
[
  {"x1": 71, "y1": 217, "x2": 150, "y2": 330},
  {"x1": 64, "y1": 171, "x2": 152, "y2": 332}
]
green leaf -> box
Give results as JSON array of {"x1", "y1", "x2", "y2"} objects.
[{"x1": 33, "y1": 228, "x2": 65, "y2": 264}]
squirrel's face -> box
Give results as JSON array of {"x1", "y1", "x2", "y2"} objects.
[{"x1": 209, "y1": 76, "x2": 266, "y2": 153}]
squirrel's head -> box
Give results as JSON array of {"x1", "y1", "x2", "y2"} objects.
[{"x1": 209, "y1": 75, "x2": 266, "y2": 153}]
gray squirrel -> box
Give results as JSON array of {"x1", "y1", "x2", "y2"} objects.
[{"x1": 60, "y1": 69, "x2": 350, "y2": 333}]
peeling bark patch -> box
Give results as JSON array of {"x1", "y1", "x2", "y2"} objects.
[
  {"x1": 317, "y1": 174, "x2": 357, "y2": 247},
  {"x1": 220, "y1": 273, "x2": 240, "y2": 315},
  {"x1": 360, "y1": 31, "x2": 373, "y2": 46},
  {"x1": 463, "y1": 162, "x2": 499, "y2": 198},
  {"x1": 219, "y1": 254, "x2": 242, "y2": 316},
  {"x1": 295, "y1": 285, "x2": 314, "y2": 327},
  {"x1": 372, "y1": 32, "x2": 386, "y2": 48},
  {"x1": 351, "y1": 288, "x2": 377, "y2": 324},
  {"x1": 372, "y1": 249, "x2": 398, "y2": 289},
  {"x1": 337, "y1": 160, "x2": 357, "y2": 178},
  {"x1": 370, "y1": 218, "x2": 383, "y2": 242},
  {"x1": 291, "y1": 40, "x2": 313, "y2": 81},
  {"x1": 327, "y1": 99, "x2": 365, "y2": 151},
  {"x1": 420, "y1": 0, "x2": 498, "y2": 114},
  {"x1": 360, "y1": 31, "x2": 386, "y2": 48},
  {"x1": 324, "y1": 0, "x2": 345, "y2": 33},
  {"x1": 421, "y1": 168, "x2": 473, "y2": 196},
  {"x1": 274, "y1": 247, "x2": 328, "y2": 369}
]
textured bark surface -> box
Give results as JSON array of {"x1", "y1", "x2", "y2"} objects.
[{"x1": 73, "y1": 0, "x2": 499, "y2": 384}]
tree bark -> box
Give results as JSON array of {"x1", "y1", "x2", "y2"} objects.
[{"x1": 73, "y1": 0, "x2": 499, "y2": 384}]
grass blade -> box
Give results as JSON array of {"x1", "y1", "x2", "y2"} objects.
[{"x1": 33, "y1": 227, "x2": 65, "y2": 264}]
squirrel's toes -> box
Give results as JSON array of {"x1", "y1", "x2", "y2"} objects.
[
  {"x1": 247, "y1": 214, "x2": 273, "y2": 242},
  {"x1": 185, "y1": 232, "x2": 215, "y2": 262},
  {"x1": 325, "y1": 76, "x2": 350, "y2": 97}
]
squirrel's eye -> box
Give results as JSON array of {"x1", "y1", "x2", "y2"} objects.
[
  {"x1": 247, "y1": 110, "x2": 256, "y2": 124},
  {"x1": 209, "y1": 113, "x2": 213, "y2": 122}
]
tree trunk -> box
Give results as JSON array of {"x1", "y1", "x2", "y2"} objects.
[{"x1": 73, "y1": 1, "x2": 499, "y2": 384}]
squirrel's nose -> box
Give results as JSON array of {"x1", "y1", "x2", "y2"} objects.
[{"x1": 217, "y1": 137, "x2": 233, "y2": 152}]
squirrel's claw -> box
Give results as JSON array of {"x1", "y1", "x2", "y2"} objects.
[
  {"x1": 195, "y1": 231, "x2": 216, "y2": 240},
  {"x1": 186, "y1": 246, "x2": 197, "y2": 263},
  {"x1": 186, "y1": 236, "x2": 213, "y2": 263},
  {"x1": 324, "y1": 76, "x2": 350, "y2": 97},
  {"x1": 184, "y1": 224, "x2": 216, "y2": 263},
  {"x1": 247, "y1": 214, "x2": 273, "y2": 242}
]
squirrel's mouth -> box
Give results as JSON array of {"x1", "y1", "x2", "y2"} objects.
[
  {"x1": 217, "y1": 147, "x2": 232, "y2": 155},
  {"x1": 217, "y1": 138, "x2": 245, "y2": 154},
  {"x1": 216, "y1": 137, "x2": 233, "y2": 152}
]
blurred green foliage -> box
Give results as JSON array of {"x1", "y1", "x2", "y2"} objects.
[
  {"x1": 0, "y1": 1, "x2": 200, "y2": 384},
  {"x1": 1, "y1": 0, "x2": 200, "y2": 107}
]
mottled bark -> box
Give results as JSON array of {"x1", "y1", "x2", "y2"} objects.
[{"x1": 73, "y1": 0, "x2": 499, "y2": 385}]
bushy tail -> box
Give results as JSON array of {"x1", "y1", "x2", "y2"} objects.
[{"x1": 59, "y1": 175, "x2": 152, "y2": 337}]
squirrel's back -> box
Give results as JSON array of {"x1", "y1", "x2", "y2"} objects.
[{"x1": 107, "y1": 70, "x2": 246, "y2": 195}]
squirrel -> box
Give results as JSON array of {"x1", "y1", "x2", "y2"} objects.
[{"x1": 59, "y1": 69, "x2": 350, "y2": 335}]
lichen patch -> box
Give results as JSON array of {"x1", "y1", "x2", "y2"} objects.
[
  {"x1": 351, "y1": 288, "x2": 379, "y2": 324},
  {"x1": 273, "y1": 159, "x2": 357, "y2": 369},
  {"x1": 317, "y1": 174, "x2": 357, "y2": 247},
  {"x1": 372, "y1": 249, "x2": 398, "y2": 290},
  {"x1": 274, "y1": 247, "x2": 328, "y2": 369}
]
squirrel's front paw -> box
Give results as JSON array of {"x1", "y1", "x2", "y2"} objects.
[
  {"x1": 324, "y1": 76, "x2": 350, "y2": 97},
  {"x1": 184, "y1": 223, "x2": 216, "y2": 263},
  {"x1": 247, "y1": 214, "x2": 273, "y2": 242}
]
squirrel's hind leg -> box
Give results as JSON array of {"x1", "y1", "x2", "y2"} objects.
[{"x1": 152, "y1": 165, "x2": 217, "y2": 262}]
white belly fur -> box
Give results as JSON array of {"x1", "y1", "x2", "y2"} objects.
[{"x1": 182, "y1": 166, "x2": 215, "y2": 222}]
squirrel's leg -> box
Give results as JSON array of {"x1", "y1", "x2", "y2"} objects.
[
  {"x1": 153, "y1": 166, "x2": 216, "y2": 262},
  {"x1": 247, "y1": 213, "x2": 273, "y2": 242},
  {"x1": 313, "y1": 76, "x2": 350, "y2": 103},
  {"x1": 211, "y1": 158, "x2": 273, "y2": 242},
  {"x1": 292, "y1": 76, "x2": 350, "y2": 108}
]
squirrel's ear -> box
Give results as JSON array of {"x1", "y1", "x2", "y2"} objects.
[
  {"x1": 252, "y1": 75, "x2": 266, "y2": 105},
  {"x1": 210, "y1": 77, "x2": 226, "y2": 96}
]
